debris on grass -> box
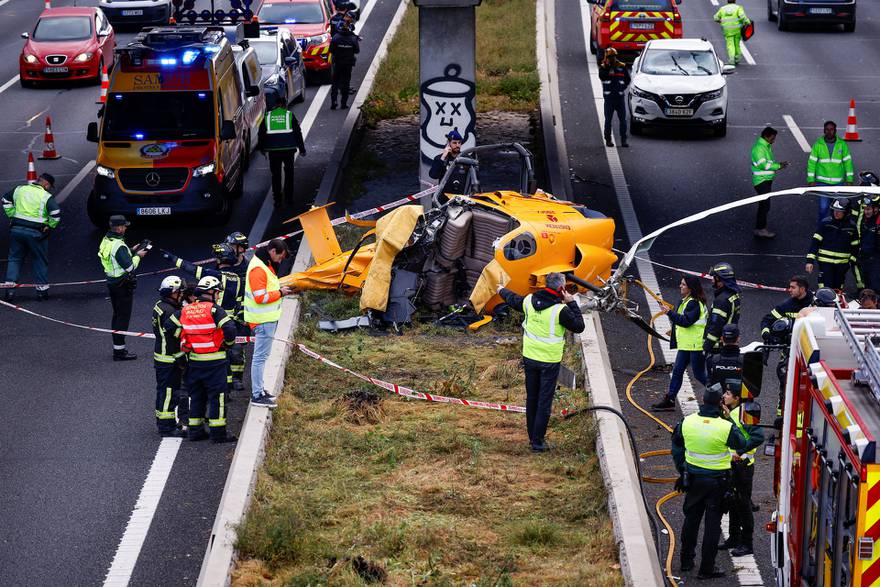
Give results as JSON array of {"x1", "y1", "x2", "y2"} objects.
[{"x1": 334, "y1": 389, "x2": 385, "y2": 425}]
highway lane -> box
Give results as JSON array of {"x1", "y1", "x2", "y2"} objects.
[
  {"x1": 558, "y1": 0, "x2": 880, "y2": 584},
  {"x1": 0, "y1": 1, "x2": 401, "y2": 584}
]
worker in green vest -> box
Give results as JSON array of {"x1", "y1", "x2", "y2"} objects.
[
  {"x1": 750, "y1": 126, "x2": 789, "y2": 239},
  {"x1": 719, "y1": 379, "x2": 764, "y2": 558},
  {"x1": 498, "y1": 273, "x2": 585, "y2": 452},
  {"x1": 671, "y1": 383, "x2": 747, "y2": 579},
  {"x1": 258, "y1": 89, "x2": 306, "y2": 208},
  {"x1": 714, "y1": 0, "x2": 750, "y2": 67},
  {"x1": 808, "y1": 120, "x2": 855, "y2": 223},
  {"x1": 98, "y1": 215, "x2": 149, "y2": 361},
  {"x1": 2, "y1": 173, "x2": 59, "y2": 301}
]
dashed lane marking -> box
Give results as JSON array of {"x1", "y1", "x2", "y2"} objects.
[
  {"x1": 577, "y1": 0, "x2": 764, "y2": 584},
  {"x1": 740, "y1": 41, "x2": 756, "y2": 65},
  {"x1": 783, "y1": 114, "x2": 812, "y2": 153},
  {"x1": 0, "y1": 75, "x2": 20, "y2": 95}
]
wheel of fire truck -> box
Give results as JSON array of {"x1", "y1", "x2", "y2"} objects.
[
  {"x1": 86, "y1": 191, "x2": 109, "y2": 228},
  {"x1": 596, "y1": 48, "x2": 605, "y2": 65},
  {"x1": 589, "y1": 33, "x2": 596, "y2": 55}
]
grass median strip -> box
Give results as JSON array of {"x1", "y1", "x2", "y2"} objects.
[{"x1": 233, "y1": 293, "x2": 621, "y2": 586}]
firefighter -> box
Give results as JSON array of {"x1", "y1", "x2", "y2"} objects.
[
  {"x1": 859, "y1": 195, "x2": 880, "y2": 291},
  {"x1": 720, "y1": 380, "x2": 764, "y2": 557},
  {"x1": 807, "y1": 121, "x2": 854, "y2": 223},
  {"x1": 760, "y1": 275, "x2": 814, "y2": 340},
  {"x1": 329, "y1": 17, "x2": 359, "y2": 110},
  {"x1": 713, "y1": 0, "x2": 750, "y2": 67},
  {"x1": 671, "y1": 383, "x2": 748, "y2": 579},
  {"x1": 153, "y1": 275, "x2": 187, "y2": 437},
  {"x1": 806, "y1": 198, "x2": 860, "y2": 291},
  {"x1": 225, "y1": 231, "x2": 251, "y2": 280},
  {"x1": 160, "y1": 243, "x2": 247, "y2": 394},
  {"x1": 598, "y1": 47, "x2": 630, "y2": 148},
  {"x1": 258, "y1": 91, "x2": 307, "y2": 207},
  {"x1": 707, "y1": 324, "x2": 742, "y2": 392},
  {"x1": 703, "y1": 262, "x2": 741, "y2": 356},
  {"x1": 170, "y1": 276, "x2": 238, "y2": 443}
]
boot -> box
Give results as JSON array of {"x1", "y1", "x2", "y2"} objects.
[
  {"x1": 605, "y1": 136, "x2": 614, "y2": 148},
  {"x1": 753, "y1": 228, "x2": 776, "y2": 238},
  {"x1": 718, "y1": 537, "x2": 739, "y2": 550},
  {"x1": 3, "y1": 286, "x2": 14, "y2": 301},
  {"x1": 113, "y1": 349, "x2": 138, "y2": 361},
  {"x1": 697, "y1": 567, "x2": 725, "y2": 580},
  {"x1": 731, "y1": 544, "x2": 753, "y2": 557},
  {"x1": 330, "y1": 102, "x2": 337, "y2": 110},
  {"x1": 651, "y1": 397, "x2": 676, "y2": 411}
]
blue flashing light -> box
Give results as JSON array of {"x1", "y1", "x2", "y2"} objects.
[
  {"x1": 133, "y1": 133, "x2": 145, "y2": 140},
  {"x1": 197, "y1": 92, "x2": 207, "y2": 99},
  {"x1": 284, "y1": 18, "x2": 298, "y2": 23},
  {"x1": 203, "y1": 45, "x2": 220, "y2": 54},
  {"x1": 182, "y1": 49, "x2": 199, "y2": 65},
  {"x1": 113, "y1": 94, "x2": 123, "y2": 100},
  {"x1": 159, "y1": 58, "x2": 177, "y2": 66}
]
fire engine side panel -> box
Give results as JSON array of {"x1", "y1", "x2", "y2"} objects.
[
  {"x1": 787, "y1": 358, "x2": 813, "y2": 583},
  {"x1": 857, "y1": 466, "x2": 880, "y2": 587}
]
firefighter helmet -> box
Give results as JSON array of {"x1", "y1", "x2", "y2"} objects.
[
  {"x1": 830, "y1": 198, "x2": 850, "y2": 213},
  {"x1": 709, "y1": 262, "x2": 735, "y2": 281},
  {"x1": 196, "y1": 275, "x2": 222, "y2": 294},
  {"x1": 158, "y1": 275, "x2": 186, "y2": 296},
  {"x1": 225, "y1": 231, "x2": 249, "y2": 249},
  {"x1": 863, "y1": 194, "x2": 880, "y2": 208},
  {"x1": 859, "y1": 171, "x2": 879, "y2": 186},
  {"x1": 212, "y1": 242, "x2": 238, "y2": 265},
  {"x1": 814, "y1": 288, "x2": 838, "y2": 307},
  {"x1": 770, "y1": 317, "x2": 793, "y2": 338}
]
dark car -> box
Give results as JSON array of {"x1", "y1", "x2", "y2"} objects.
[{"x1": 768, "y1": 0, "x2": 855, "y2": 32}]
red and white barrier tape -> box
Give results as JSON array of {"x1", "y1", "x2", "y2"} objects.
[
  {"x1": 614, "y1": 249, "x2": 788, "y2": 293},
  {"x1": 0, "y1": 187, "x2": 438, "y2": 289}
]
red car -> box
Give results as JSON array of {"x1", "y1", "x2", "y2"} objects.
[
  {"x1": 257, "y1": 0, "x2": 333, "y2": 78},
  {"x1": 20, "y1": 7, "x2": 116, "y2": 87}
]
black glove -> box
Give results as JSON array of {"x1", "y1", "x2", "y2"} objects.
[
  {"x1": 674, "y1": 474, "x2": 687, "y2": 493},
  {"x1": 160, "y1": 249, "x2": 174, "y2": 261}
]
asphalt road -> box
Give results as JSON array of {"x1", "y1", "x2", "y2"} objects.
[
  {"x1": 556, "y1": 0, "x2": 880, "y2": 584},
  {"x1": 0, "y1": 1, "x2": 402, "y2": 585}
]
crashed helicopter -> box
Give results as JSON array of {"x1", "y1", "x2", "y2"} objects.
[{"x1": 279, "y1": 142, "x2": 664, "y2": 337}]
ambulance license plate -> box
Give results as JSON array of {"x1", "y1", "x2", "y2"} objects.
[
  {"x1": 136, "y1": 207, "x2": 171, "y2": 216},
  {"x1": 122, "y1": 9, "x2": 144, "y2": 16},
  {"x1": 665, "y1": 108, "x2": 694, "y2": 116},
  {"x1": 809, "y1": 7, "x2": 832, "y2": 14},
  {"x1": 630, "y1": 22, "x2": 654, "y2": 30},
  {"x1": 43, "y1": 67, "x2": 68, "y2": 73}
]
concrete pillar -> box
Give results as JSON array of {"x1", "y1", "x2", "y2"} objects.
[{"x1": 414, "y1": 0, "x2": 482, "y2": 191}]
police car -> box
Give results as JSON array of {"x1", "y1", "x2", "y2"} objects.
[
  {"x1": 246, "y1": 27, "x2": 306, "y2": 106},
  {"x1": 627, "y1": 38, "x2": 731, "y2": 137}
]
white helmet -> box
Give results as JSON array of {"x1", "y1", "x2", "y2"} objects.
[
  {"x1": 158, "y1": 275, "x2": 185, "y2": 296},
  {"x1": 196, "y1": 275, "x2": 222, "y2": 294}
]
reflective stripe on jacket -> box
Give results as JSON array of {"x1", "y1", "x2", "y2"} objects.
[
  {"x1": 3, "y1": 184, "x2": 60, "y2": 229},
  {"x1": 244, "y1": 255, "x2": 283, "y2": 324},
  {"x1": 152, "y1": 299, "x2": 183, "y2": 363},
  {"x1": 98, "y1": 234, "x2": 140, "y2": 279},
  {"x1": 180, "y1": 300, "x2": 230, "y2": 361},
  {"x1": 751, "y1": 137, "x2": 781, "y2": 186},
  {"x1": 521, "y1": 293, "x2": 566, "y2": 363},
  {"x1": 682, "y1": 412, "x2": 734, "y2": 471},
  {"x1": 729, "y1": 405, "x2": 757, "y2": 465},
  {"x1": 714, "y1": 3, "x2": 749, "y2": 36},
  {"x1": 807, "y1": 217, "x2": 859, "y2": 265},
  {"x1": 807, "y1": 137, "x2": 854, "y2": 184}
]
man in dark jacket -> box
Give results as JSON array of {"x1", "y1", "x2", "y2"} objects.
[
  {"x1": 153, "y1": 275, "x2": 188, "y2": 437},
  {"x1": 498, "y1": 273, "x2": 585, "y2": 452},
  {"x1": 760, "y1": 275, "x2": 813, "y2": 340},
  {"x1": 672, "y1": 383, "x2": 748, "y2": 579},
  {"x1": 859, "y1": 195, "x2": 880, "y2": 291},
  {"x1": 428, "y1": 128, "x2": 469, "y2": 195},
  {"x1": 329, "y1": 19, "x2": 359, "y2": 110},
  {"x1": 806, "y1": 198, "x2": 860, "y2": 290},
  {"x1": 703, "y1": 262, "x2": 741, "y2": 355},
  {"x1": 598, "y1": 47, "x2": 630, "y2": 148},
  {"x1": 707, "y1": 324, "x2": 742, "y2": 392},
  {"x1": 258, "y1": 92, "x2": 306, "y2": 207},
  {"x1": 330, "y1": 1, "x2": 356, "y2": 35}
]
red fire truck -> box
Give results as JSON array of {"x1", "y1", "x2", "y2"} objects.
[{"x1": 769, "y1": 306, "x2": 880, "y2": 586}]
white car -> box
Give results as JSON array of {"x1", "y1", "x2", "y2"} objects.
[
  {"x1": 99, "y1": 0, "x2": 171, "y2": 27},
  {"x1": 627, "y1": 38, "x2": 731, "y2": 137}
]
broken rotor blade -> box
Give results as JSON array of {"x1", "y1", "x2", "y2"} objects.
[{"x1": 622, "y1": 310, "x2": 669, "y2": 341}]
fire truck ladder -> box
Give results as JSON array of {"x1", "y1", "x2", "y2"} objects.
[{"x1": 835, "y1": 306, "x2": 880, "y2": 402}]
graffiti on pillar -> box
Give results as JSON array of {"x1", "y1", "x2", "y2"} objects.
[{"x1": 420, "y1": 63, "x2": 476, "y2": 165}]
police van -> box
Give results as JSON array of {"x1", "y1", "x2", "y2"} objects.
[{"x1": 86, "y1": 26, "x2": 256, "y2": 226}]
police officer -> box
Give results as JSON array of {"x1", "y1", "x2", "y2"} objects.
[
  {"x1": 428, "y1": 129, "x2": 469, "y2": 195},
  {"x1": 806, "y1": 198, "x2": 860, "y2": 290},
  {"x1": 258, "y1": 92, "x2": 306, "y2": 208},
  {"x1": 153, "y1": 276, "x2": 188, "y2": 437},
  {"x1": 170, "y1": 276, "x2": 237, "y2": 443},
  {"x1": 161, "y1": 243, "x2": 247, "y2": 393},
  {"x1": 99, "y1": 215, "x2": 149, "y2": 361},
  {"x1": 330, "y1": 1, "x2": 356, "y2": 35},
  {"x1": 859, "y1": 195, "x2": 880, "y2": 291},
  {"x1": 760, "y1": 275, "x2": 814, "y2": 340},
  {"x1": 707, "y1": 324, "x2": 742, "y2": 391},
  {"x1": 2, "y1": 173, "x2": 59, "y2": 301},
  {"x1": 703, "y1": 262, "x2": 741, "y2": 355},
  {"x1": 598, "y1": 47, "x2": 630, "y2": 148},
  {"x1": 671, "y1": 383, "x2": 747, "y2": 579},
  {"x1": 498, "y1": 273, "x2": 585, "y2": 452},
  {"x1": 329, "y1": 17, "x2": 359, "y2": 110},
  {"x1": 720, "y1": 380, "x2": 764, "y2": 557},
  {"x1": 225, "y1": 231, "x2": 251, "y2": 280}
]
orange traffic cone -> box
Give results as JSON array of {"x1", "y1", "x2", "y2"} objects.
[
  {"x1": 97, "y1": 64, "x2": 109, "y2": 104},
  {"x1": 845, "y1": 99, "x2": 861, "y2": 142},
  {"x1": 44, "y1": 0, "x2": 50, "y2": 10},
  {"x1": 39, "y1": 116, "x2": 61, "y2": 160},
  {"x1": 26, "y1": 152, "x2": 37, "y2": 183}
]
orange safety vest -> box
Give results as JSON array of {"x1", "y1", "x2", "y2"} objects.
[{"x1": 180, "y1": 301, "x2": 226, "y2": 360}]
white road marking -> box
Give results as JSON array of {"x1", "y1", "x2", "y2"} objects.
[
  {"x1": 55, "y1": 160, "x2": 95, "y2": 204},
  {"x1": 710, "y1": 0, "x2": 719, "y2": 5},
  {"x1": 740, "y1": 41, "x2": 756, "y2": 65},
  {"x1": 0, "y1": 0, "x2": 14, "y2": 8},
  {"x1": 102, "y1": 438, "x2": 182, "y2": 587},
  {"x1": 0, "y1": 75, "x2": 20, "y2": 95},
  {"x1": 783, "y1": 114, "x2": 812, "y2": 153},
  {"x1": 577, "y1": 1, "x2": 763, "y2": 585}
]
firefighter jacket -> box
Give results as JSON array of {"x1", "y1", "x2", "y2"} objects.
[
  {"x1": 713, "y1": 3, "x2": 749, "y2": 37},
  {"x1": 598, "y1": 63, "x2": 630, "y2": 99},
  {"x1": 760, "y1": 292, "x2": 814, "y2": 338},
  {"x1": 257, "y1": 107, "x2": 306, "y2": 153},
  {"x1": 166, "y1": 253, "x2": 244, "y2": 319},
  {"x1": 172, "y1": 299, "x2": 236, "y2": 362},
  {"x1": 728, "y1": 404, "x2": 764, "y2": 464},
  {"x1": 2, "y1": 184, "x2": 60, "y2": 231},
  {"x1": 807, "y1": 215, "x2": 859, "y2": 267},
  {"x1": 703, "y1": 285, "x2": 742, "y2": 354},
  {"x1": 750, "y1": 136, "x2": 781, "y2": 186},
  {"x1": 807, "y1": 137, "x2": 854, "y2": 185},
  {"x1": 667, "y1": 296, "x2": 707, "y2": 351},
  {"x1": 152, "y1": 297, "x2": 183, "y2": 363},
  {"x1": 672, "y1": 403, "x2": 747, "y2": 477},
  {"x1": 861, "y1": 214, "x2": 880, "y2": 260},
  {"x1": 329, "y1": 28, "x2": 359, "y2": 67},
  {"x1": 707, "y1": 344, "x2": 742, "y2": 392}
]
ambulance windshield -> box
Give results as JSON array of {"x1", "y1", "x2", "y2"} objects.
[{"x1": 102, "y1": 92, "x2": 215, "y2": 141}]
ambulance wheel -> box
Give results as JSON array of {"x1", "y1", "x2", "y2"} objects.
[
  {"x1": 87, "y1": 193, "x2": 108, "y2": 228},
  {"x1": 713, "y1": 118, "x2": 728, "y2": 138}
]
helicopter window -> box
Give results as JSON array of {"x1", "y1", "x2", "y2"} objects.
[{"x1": 503, "y1": 233, "x2": 537, "y2": 261}]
